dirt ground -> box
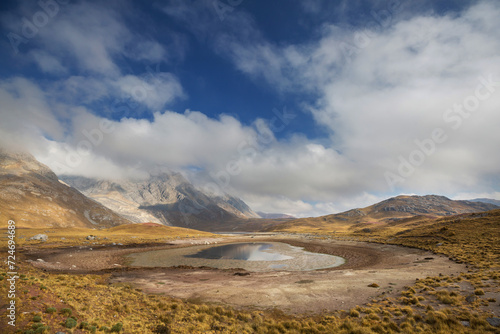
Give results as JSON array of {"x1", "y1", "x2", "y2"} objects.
[{"x1": 25, "y1": 234, "x2": 466, "y2": 314}]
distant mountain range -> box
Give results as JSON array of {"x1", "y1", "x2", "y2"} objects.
[
  {"x1": 0, "y1": 150, "x2": 131, "y2": 228},
  {"x1": 61, "y1": 173, "x2": 260, "y2": 231},
  {"x1": 469, "y1": 198, "x2": 500, "y2": 207},
  {"x1": 269, "y1": 195, "x2": 499, "y2": 233},
  {"x1": 2, "y1": 149, "x2": 499, "y2": 233},
  {"x1": 257, "y1": 212, "x2": 295, "y2": 219}
]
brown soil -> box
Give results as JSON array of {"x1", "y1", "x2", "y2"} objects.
[{"x1": 24, "y1": 235, "x2": 465, "y2": 314}]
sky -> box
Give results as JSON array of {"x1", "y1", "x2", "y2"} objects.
[{"x1": 0, "y1": 0, "x2": 499, "y2": 217}]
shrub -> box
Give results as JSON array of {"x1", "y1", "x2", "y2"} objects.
[
  {"x1": 65, "y1": 317, "x2": 77, "y2": 329},
  {"x1": 45, "y1": 307, "x2": 56, "y2": 314},
  {"x1": 474, "y1": 288, "x2": 485, "y2": 295},
  {"x1": 349, "y1": 309, "x2": 360, "y2": 317},
  {"x1": 110, "y1": 322, "x2": 123, "y2": 332},
  {"x1": 32, "y1": 315, "x2": 42, "y2": 322},
  {"x1": 60, "y1": 308, "x2": 72, "y2": 316}
]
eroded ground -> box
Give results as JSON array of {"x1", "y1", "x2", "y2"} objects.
[{"x1": 26, "y1": 234, "x2": 466, "y2": 314}]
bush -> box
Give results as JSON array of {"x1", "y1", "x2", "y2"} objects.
[
  {"x1": 32, "y1": 315, "x2": 42, "y2": 322},
  {"x1": 45, "y1": 307, "x2": 56, "y2": 314},
  {"x1": 474, "y1": 288, "x2": 485, "y2": 295},
  {"x1": 60, "y1": 308, "x2": 72, "y2": 316},
  {"x1": 34, "y1": 326, "x2": 49, "y2": 334},
  {"x1": 349, "y1": 309, "x2": 360, "y2": 317},
  {"x1": 65, "y1": 317, "x2": 77, "y2": 329},
  {"x1": 110, "y1": 322, "x2": 123, "y2": 332}
]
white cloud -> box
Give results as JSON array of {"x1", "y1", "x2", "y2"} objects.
[
  {"x1": 2, "y1": 1, "x2": 500, "y2": 217},
  {"x1": 0, "y1": 77, "x2": 64, "y2": 151},
  {"x1": 29, "y1": 50, "x2": 67, "y2": 74},
  {"x1": 115, "y1": 73, "x2": 185, "y2": 110}
]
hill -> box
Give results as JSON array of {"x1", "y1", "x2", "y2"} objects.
[
  {"x1": 0, "y1": 150, "x2": 132, "y2": 228},
  {"x1": 469, "y1": 198, "x2": 500, "y2": 207},
  {"x1": 269, "y1": 194, "x2": 499, "y2": 233},
  {"x1": 61, "y1": 173, "x2": 260, "y2": 231}
]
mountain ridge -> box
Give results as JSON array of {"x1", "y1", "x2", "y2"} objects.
[
  {"x1": 269, "y1": 194, "x2": 499, "y2": 233},
  {"x1": 61, "y1": 173, "x2": 260, "y2": 231},
  {"x1": 0, "y1": 149, "x2": 132, "y2": 228}
]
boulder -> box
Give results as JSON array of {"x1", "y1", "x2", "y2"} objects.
[
  {"x1": 465, "y1": 294, "x2": 478, "y2": 303},
  {"x1": 487, "y1": 317, "x2": 500, "y2": 327},
  {"x1": 30, "y1": 234, "x2": 48, "y2": 241},
  {"x1": 86, "y1": 235, "x2": 96, "y2": 240}
]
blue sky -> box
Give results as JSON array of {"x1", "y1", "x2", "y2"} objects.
[{"x1": 1, "y1": 0, "x2": 500, "y2": 217}]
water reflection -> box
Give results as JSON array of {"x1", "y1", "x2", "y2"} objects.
[
  {"x1": 186, "y1": 243, "x2": 293, "y2": 261},
  {"x1": 128, "y1": 242, "x2": 345, "y2": 272}
]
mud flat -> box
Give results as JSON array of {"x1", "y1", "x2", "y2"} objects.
[{"x1": 26, "y1": 235, "x2": 465, "y2": 314}]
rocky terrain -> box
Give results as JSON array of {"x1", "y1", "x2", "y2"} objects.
[
  {"x1": 0, "y1": 149, "x2": 131, "y2": 228},
  {"x1": 61, "y1": 173, "x2": 261, "y2": 231},
  {"x1": 270, "y1": 194, "x2": 499, "y2": 233},
  {"x1": 470, "y1": 198, "x2": 500, "y2": 207}
]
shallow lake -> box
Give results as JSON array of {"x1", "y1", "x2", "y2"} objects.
[{"x1": 127, "y1": 242, "x2": 345, "y2": 272}]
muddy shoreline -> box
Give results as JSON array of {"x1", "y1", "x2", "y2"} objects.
[{"x1": 23, "y1": 235, "x2": 466, "y2": 314}]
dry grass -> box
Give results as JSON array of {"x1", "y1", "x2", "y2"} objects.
[
  {"x1": 1, "y1": 211, "x2": 499, "y2": 333},
  {"x1": 1, "y1": 224, "x2": 215, "y2": 249}
]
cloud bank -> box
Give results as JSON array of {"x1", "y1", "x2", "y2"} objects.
[{"x1": 1, "y1": 0, "x2": 500, "y2": 217}]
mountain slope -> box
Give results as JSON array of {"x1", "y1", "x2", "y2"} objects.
[
  {"x1": 61, "y1": 173, "x2": 260, "y2": 231},
  {"x1": 469, "y1": 198, "x2": 500, "y2": 207},
  {"x1": 0, "y1": 150, "x2": 132, "y2": 228},
  {"x1": 269, "y1": 195, "x2": 499, "y2": 233}
]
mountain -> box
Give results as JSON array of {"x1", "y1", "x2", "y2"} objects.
[
  {"x1": 469, "y1": 198, "x2": 500, "y2": 207},
  {"x1": 61, "y1": 173, "x2": 260, "y2": 231},
  {"x1": 269, "y1": 195, "x2": 499, "y2": 233},
  {"x1": 0, "y1": 150, "x2": 132, "y2": 228},
  {"x1": 257, "y1": 212, "x2": 296, "y2": 219}
]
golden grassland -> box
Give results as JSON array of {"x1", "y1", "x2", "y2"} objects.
[
  {"x1": 1, "y1": 212, "x2": 500, "y2": 333},
  {"x1": 3, "y1": 224, "x2": 215, "y2": 249}
]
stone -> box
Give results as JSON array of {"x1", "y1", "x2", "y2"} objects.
[
  {"x1": 465, "y1": 294, "x2": 478, "y2": 303},
  {"x1": 30, "y1": 234, "x2": 48, "y2": 241},
  {"x1": 460, "y1": 321, "x2": 470, "y2": 327},
  {"x1": 36, "y1": 259, "x2": 45, "y2": 262},
  {"x1": 86, "y1": 235, "x2": 96, "y2": 240},
  {"x1": 486, "y1": 317, "x2": 500, "y2": 327}
]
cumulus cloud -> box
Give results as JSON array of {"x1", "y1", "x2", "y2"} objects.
[
  {"x1": 0, "y1": 77, "x2": 64, "y2": 151},
  {"x1": 207, "y1": 0, "x2": 500, "y2": 202},
  {"x1": 1, "y1": 0, "x2": 185, "y2": 112},
  {"x1": 1, "y1": 0, "x2": 500, "y2": 217}
]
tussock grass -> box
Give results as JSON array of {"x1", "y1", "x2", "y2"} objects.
[{"x1": 1, "y1": 210, "x2": 499, "y2": 332}]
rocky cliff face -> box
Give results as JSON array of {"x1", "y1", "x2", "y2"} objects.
[
  {"x1": 61, "y1": 172, "x2": 260, "y2": 231},
  {"x1": 0, "y1": 149, "x2": 131, "y2": 228}
]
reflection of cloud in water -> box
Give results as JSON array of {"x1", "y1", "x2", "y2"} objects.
[
  {"x1": 130, "y1": 242, "x2": 345, "y2": 272},
  {"x1": 186, "y1": 243, "x2": 293, "y2": 261}
]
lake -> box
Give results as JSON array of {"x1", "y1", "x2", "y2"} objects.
[{"x1": 127, "y1": 242, "x2": 345, "y2": 272}]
